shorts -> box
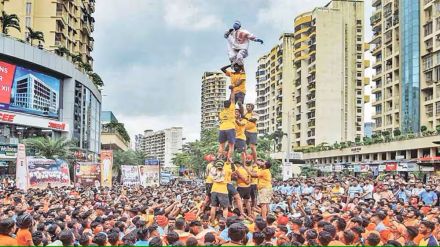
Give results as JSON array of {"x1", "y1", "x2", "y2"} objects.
[
  {"x1": 211, "y1": 192, "x2": 229, "y2": 208},
  {"x1": 237, "y1": 187, "x2": 251, "y2": 200},
  {"x1": 245, "y1": 131, "x2": 257, "y2": 145},
  {"x1": 205, "y1": 183, "x2": 213, "y2": 196},
  {"x1": 235, "y1": 139, "x2": 246, "y2": 152},
  {"x1": 250, "y1": 184, "x2": 258, "y2": 201},
  {"x1": 258, "y1": 187, "x2": 273, "y2": 204},
  {"x1": 219, "y1": 129, "x2": 236, "y2": 144},
  {"x1": 235, "y1": 92, "x2": 245, "y2": 105},
  {"x1": 227, "y1": 183, "x2": 238, "y2": 196}
]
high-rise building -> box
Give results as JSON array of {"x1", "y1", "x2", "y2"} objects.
[
  {"x1": 136, "y1": 127, "x2": 183, "y2": 168},
  {"x1": 256, "y1": 33, "x2": 295, "y2": 152},
  {"x1": 2, "y1": 0, "x2": 95, "y2": 65},
  {"x1": 201, "y1": 72, "x2": 227, "y2": 134},
  {"x1": 134, "y1": 134, "x2": 145, "y2": 152},
  {"x1": 370, "y1": 0, "x2": 440, "y2": 134},
  {"x1": 292, "y1": 0, "x2": 366, "y2": 147}
]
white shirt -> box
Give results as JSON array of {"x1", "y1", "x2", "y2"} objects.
[{"x1": 227, "y1": 29, "x2": 256, "y2": 50}]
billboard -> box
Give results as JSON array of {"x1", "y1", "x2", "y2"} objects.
[
  {"x1": 75, "y1": 162, "x2": 101, "y2": 187},
  {"x1": 121, "y1": 165, "x2": 140, "y2": 186},
  {"x1": 100, "y1": 150, "x2": 113, "y2": 187},
  {"x1": 27, "y1": 158, "x2": 70, "y2": 188},
  {"x1": 139, "y1": 165, "x2": 159, "y2": 187},
  {"x1": 0, "y1": 60, "x2": 60, "y2": 118},
  {"x1": 0, "y1": 144, "x2": 17, "y2": 158}
]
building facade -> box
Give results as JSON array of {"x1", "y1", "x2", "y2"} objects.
[
  {"x1": 201, "y1": 72, "x2": 227, "y2": 134},
  {"x1": 100, "y1": 111, "x2": 129, "y2": 151},
  {"x1": 370, "y1": 0, "x2": 440, "y2": 134},
  {"x1": 2, "y1": 0, "x2": 95, "y2": 65},
  {"x1": 256, "y1": 34, "x2": 295, "y2": 152},
  {"x1": 137, "y1": 127, "x2": 183, "y2": 168},
  {"x1": 292, "y1": 0, "x2": 366, "y2": 148},
  {"x1": 0, "y1": 35, "x2": 102, "y2": 176}
]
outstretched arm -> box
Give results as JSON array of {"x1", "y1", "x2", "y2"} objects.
[{"x1": 221, "y1": 65, "x2": 231, "y2": 74}]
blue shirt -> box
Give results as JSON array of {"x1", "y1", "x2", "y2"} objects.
[
  {"x1": 421, "y1": 191, "x2": 438, "y2": 205},
  {"x1": 220, "y1": 228, "x2": 252, "y2": 241},
  {"x1": 135, "y1": 240, "x2": 149, "y2": 246},
  {"x1": 348, "y1": 185, "x2": 363, "y2": 198}
]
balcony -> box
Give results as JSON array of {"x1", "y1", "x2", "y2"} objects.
[{"x1": 370, "y1": 11, "x2": 382, "y2": 26}]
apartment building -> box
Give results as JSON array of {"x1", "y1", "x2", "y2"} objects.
[
  {"x1": 256, "y1": 34, "x2": 295, "y2": 152},
  {"x1": 293, "y1": 0, "x2": 366, "y2": 147},
  {"x1": 137, "y1": 127, "x2": 183, "y2": 167},
  {"x1": 200, "y1": 72, "x2": 227, "y2": 134},
  {"x1": 370, "y1": 0, "x2": 440, "y2": 134},
  {"x1": 421, "y1": 0, "x2": 440, "y2": 130},
  {"x1": 3, "y1": 0, "x2": 95, "y2": 65}
]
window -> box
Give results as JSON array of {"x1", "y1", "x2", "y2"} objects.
[
  {"x1": 25, "y1": 17, "x2": 31, "y2": 28},
  {"x1": 356, "y1": 20, "x2": 362, "y2": 25},
  {"x1": 357, "y1": 99, "x2": 362, "y2": 104},
  {"x1": 357, "y1": 44, "x2": 362, "y2": 51},
  {"x1": 436, "y1": 102, "x2": 440, "y2": 114},
  {"x1": 357, "y1": 35, "x2": 362, "y2": 42},
  {"x1": 357, "y1": 63, "x2": 362, "y2": 68},
  {"x1": 357, "y1": 80, "x2": 362, "y2": 86},
  {"x1": 357, "y1": 28, "x2": 362, "y2": 33},
  {"x1": 26, "y1": 3, "x2": 32, "y2": 16}
]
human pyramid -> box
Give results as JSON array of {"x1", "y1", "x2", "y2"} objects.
[{"x1": 202, "y1": 21, "x2": 271, "y2": 223}]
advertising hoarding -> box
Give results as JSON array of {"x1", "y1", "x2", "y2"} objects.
[
  {"x1": 75, "y1": 162, "x2": 101, "y2": 187},
  {"x1": 27, "y1": 157, "x2": 70, "y2": 188},
  {"x1": 121, "y1": 165, "x2": 140, "y2": 186},
  {"x1": 100, "y1": 150, "x2": 113, "y2": 187},
  {"x1": 0, "y1": 60, "x2": 60, "y2": 118},
  {"x1": 0, "y1": 144, "x2": 17, "y2": 158}
]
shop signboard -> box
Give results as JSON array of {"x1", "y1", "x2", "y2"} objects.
[{"x1": 0, "y1": 144, "x2": 17, "y2": 158}]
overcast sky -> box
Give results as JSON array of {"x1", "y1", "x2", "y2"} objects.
[{"x1": 93, "y1": 0, "x2": 373, "y2": 144}]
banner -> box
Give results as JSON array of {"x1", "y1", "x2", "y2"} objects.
[
  {"x1": 27, "y1": 158, "x2": 70, "y2": 189},
  {"x1": 100, "y1": 150, "x2": 113, "y2": 187},
  {"x1": 0, "y1": 60, "x2": 60, "y2": 118},
  {"x1": 385, "y1": 162, "x2": 398, "y2": 171},
  {"x1": 334, "y1": 164, "x2": 342, "y2": 172},
  {"x1": 282, "y1": 162, "x2": 293, "y2": 181},
  {"x1": 75, "y1": 162, "x2": 101, "y2": 187},
  {"x1": 121, "y1": 165, "x2": 140, "y2": 186},
  {"x1": 15, "y1": 144, "x2": 28, "y2": 190}
]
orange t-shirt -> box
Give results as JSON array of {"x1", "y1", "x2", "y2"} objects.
[
  {"x1": 414, "y1": 233, "x2": 424, "y2": 245},
  {"x1": 16, "y1": 229, "x2": 32, "y2": 246},
  {"x1": 0, "y1": 234, "x2": 18, "y2": 246},
  {"x1": 329, "y1": 240, "x2": 345, "y2": 246}
]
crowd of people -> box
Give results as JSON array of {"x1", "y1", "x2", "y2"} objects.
[{"x1": 0, "y1": 172, "x2": 439, "y2": 246}]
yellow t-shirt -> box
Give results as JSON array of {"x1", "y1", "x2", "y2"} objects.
[
  {"x1": 235, "y1": 119, "x2": 246, "y2": 140},
  {"x1": 257, "y1": 169, "x2": 272, "y2": 190},
  {"x1": 219, "y1": 104, "x2": 235, "y2": 131},
  {"x1": 211, "y1": 165, "x2": 232, "y2": 194},
  {"x1": 244, "y1": 112, "x2": 258, "y2": 133},
  {"x1": 205, "y1": 162, "x2": 214, "y2": 183},
  {"x1": 251, "y1": 164, "x2": 259, "y2": 185},
  {"x1": 226, "y1": 71, "x2": 246, "y2": 94},
  {"x1": 223, "y1": 162, "x2": 233, "y2": 183},
  {"x1": 236, "y1": 166, "x2": 250, "y2": 188}
]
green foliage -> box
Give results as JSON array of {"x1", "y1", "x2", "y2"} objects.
[
  {"x1": 23, "y1": 137, "x2": 75, "y2": 160},
  {"x1": 88, "y1": 72, "x2": 104, "y2": 88},
  {"x1": 54, "y1": 46, "x2": 70, "y2": 57},
  {"x1": 171, "y1": 129, "x2": 281, "y2": 178},
  {"x1": 393, "y1": 128, "x2": 401, "y2": 137},
  {"x1": 1, "y1": 11, "x2": 20, "y2": 35},
  {"x1": 436, "y1": 125, "x2": 440, "y2": 134},
  {"x1": 102, "y1": 121, "x2": 130, "y2": 142},
  {"x1": 421, "y1": 125, "x2": 428, "y2": 132},
  {"x1": 26, "y1": 27, "x2": 44, "y2": 45}
]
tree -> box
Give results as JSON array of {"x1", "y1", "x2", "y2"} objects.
[
  {"x1": 382, "y1": 130, "x2": 391, "y2": 142},
  {"x1": 112, "y1": 149, "x2": 138, "y2": 180},
  {"x1": 54, "y1": 46, "x2": 70, "y2": 57},
  {"x1": 393, "y1": 128, "x2": 401, "y2": 137},
  {"x1": 26, "y1": 27, "x2": 44, "y2": 45},
  {"x1": 88, "y1": 72, "x2": 104, "y2": 88},
  {"x1": 0, "y1": 11, "x2": 20, "y2": 35},
  {"x1": 23, "y1": 136, "x2": 75, "y2": 160},
  {"x1": 71, "y1": 53, "x2": 83, "y2": 65},
  {"x1": 421, "y1": 125, "x2": 428, "y2": 133}
]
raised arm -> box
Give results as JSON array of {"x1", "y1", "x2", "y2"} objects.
[{"x1": 221, "y1": 65, "x2": 231, "y2": 74}]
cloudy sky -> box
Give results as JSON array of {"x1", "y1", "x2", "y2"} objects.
[{"x1": 93, "y1": 0, "x2": 373, "y2": 144}]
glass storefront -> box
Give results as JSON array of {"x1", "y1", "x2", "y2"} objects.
[
  {"x1": 400, "y1": 0, "x2": 420, "y2": 133},
  {"x1": 74, "y1": 81, "x2": 101, "y2": 155}
]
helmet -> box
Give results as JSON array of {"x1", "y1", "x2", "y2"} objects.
[
  {"x1": 233, "y1": 20, "x2": 241, "y2": 30},
  {"x1": 16, "y1": 213, "x2": 33, "y2": 229},
  {"x1": 214, "y1": 160, "x2": 225, "y2": 169}
]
